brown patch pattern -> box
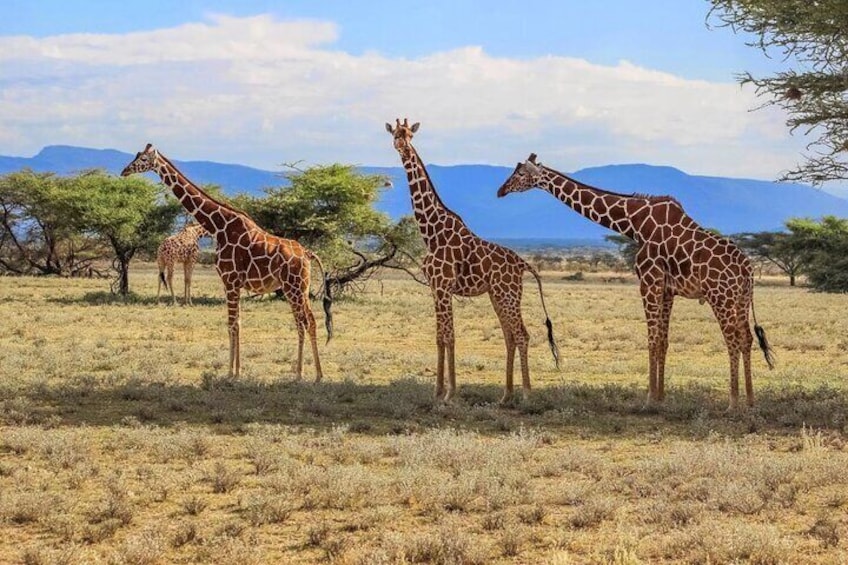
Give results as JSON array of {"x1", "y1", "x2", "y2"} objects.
[
  {"x1": 121, "y1": 144, "x2": 329, "y2": 381},
  {"x1": 498, "y1": 155, "x2": 772, "y2": 408},
  {"x1": 387, "y1": 120, "x2": 557, "y2": 403}
]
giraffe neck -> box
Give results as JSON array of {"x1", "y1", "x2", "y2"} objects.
[
  {"x1": 153, "y1": 155, "x2": 247, "y2": 242},
  {"x1": 400, "y1": 146, "x2": 462, "y2": 251},
  {"x1": 536, "y1": 168, "x2": 638, "y2": 239}
]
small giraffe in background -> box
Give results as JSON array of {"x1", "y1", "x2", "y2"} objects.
[
  {"x1": 386, "y1": 119, "x2": 559, "y2": 403},
  {"x1": 497, "y1": 154, "x2": 773, "y2": 409},
  {"x1": 157, "y1": 222, "x2": 208, "y2": 305},
  {"x1": 122, "y1": 144, "x2": 332, "y2": 381}
]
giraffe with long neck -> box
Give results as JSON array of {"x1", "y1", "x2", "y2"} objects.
[
  {"x1": 156, "y1": 222, "x2": 208, "y2": 306},
  {"x1": 497, "y1": 154, "x2": 773, "y2": 409},
  {"x1": 121, "y1": 144, "x2": 332, "y2": 380},
  {"x1": 386, "y1": 120, "x2": 558, "y2": 402}
]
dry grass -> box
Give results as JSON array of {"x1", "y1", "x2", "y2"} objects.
[{"x1": 1, "y1": 265, "x2": 848, "y2": 563}]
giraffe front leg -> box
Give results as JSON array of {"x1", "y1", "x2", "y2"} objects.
[
  {"x1": 656, "y1": 285, "x2": 675, "y2": 402},
  {"x1": 226, "y1": 288, "x2": 241, "y2": 378},
  {"x1": 639, "y1": 278, "x2": 665, "y2": 404},
  {"x1": 433, "y1": 288, "x2": 455, "y2": 402}
]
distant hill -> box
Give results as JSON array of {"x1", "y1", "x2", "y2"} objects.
[{"x1": 2, "y1": 145, "x2": 847, "y2": 240}]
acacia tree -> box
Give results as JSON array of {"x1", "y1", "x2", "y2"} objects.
[
  {"x1": 0, "y1": 170, "x2": 102, "y2": 276},
  {"x1": 73, "y1": 170, "x2": 181, "y2": 296},
  {"x1": 733, "y1": 231, "x2": 808, "y2": 285},
  {"x1": 709, "y1": 0, "x2": 848, "y2": 184},
  {"x1": 233, "y1": 164, "x2": 424, "y2": 294},
  {"x1": 785, "y1": 216, "x2": 848, "y2": 292}
]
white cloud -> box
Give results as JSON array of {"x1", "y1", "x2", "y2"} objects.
[{"x1": 0, "y1": 13, "x2": 806, "y2": 180}]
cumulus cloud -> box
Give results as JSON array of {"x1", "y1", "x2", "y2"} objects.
[{"x1": 0, "y1": 13, "x2": 805, "y2": 178}]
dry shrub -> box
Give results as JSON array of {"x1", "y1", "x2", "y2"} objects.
[
  {"x1": 0, "y1": 491, "x2": 55, "y2": 525},
  {"x1": 807, "y1": 514, "x2": 840, "y2": 548},
  {"x1": 108, "y1": 528, "x2": 166, "y2": 565},
  {"x1": 180, "y1": 495, "x2": 208, "y2": 516},
  {"x1": 240, "y1": 494, "x2": 292, "y2": 526},
  {"x1": 569, "y1": 498, "x2": 616, "y2": 529},
  {"x1": 20, "y1": 544, "x2": 79, "y2": 565},
  {"x1": 208, "y1": 461, "x2": 241, "y2": 494},
  {"x1": 170, "y1": 520, "x2": 200, "y2": 548},
  {"x1": 387, "y1": 524, "x2": 487, "y2": 565}
]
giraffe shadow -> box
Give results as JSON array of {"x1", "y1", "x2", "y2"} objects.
[
  {"x1": 3, "y1": 375, "x2": 846, "y2": 438},
  {"x1": 48, "y1": 291, "x2": 228, "y2": 307}
]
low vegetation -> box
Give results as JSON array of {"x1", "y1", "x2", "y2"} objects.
[{"x1": 1, "y1": 266, "x2": 847, "y2": 563}]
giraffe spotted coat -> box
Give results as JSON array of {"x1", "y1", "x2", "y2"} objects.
[
  {"x1": 156, "y1": 222, "x2": 208, "y2": 305},
  {"x1": 498, "y1": 154, "x2": 773, "y2": 409},
  {"x1": 122, "y1": 144, "x2": 332, "y2": 381},
  {"x1": 387, "y1": 120, "x2": 558, "y2": 403}
]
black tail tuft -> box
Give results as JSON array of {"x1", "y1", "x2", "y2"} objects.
[
  {"x1": 754, "y1": 324, "x2": 775, "y2": 370},
  {"x1": 323, "y1": 275, "x2": 333, "y2": 344},
  {"x1": 545, "y1": 317, "x2": 560, "y2": 369},
  {"x1": 159, "y1": 271, "x2": 167, "y2": 290}
]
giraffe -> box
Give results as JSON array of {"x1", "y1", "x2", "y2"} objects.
[
  {"x1": 386, "y1": 119, "x2": 559, "y2": 403},
  {"x1": 156, "y1": 222, "x2": 208, "y2": 306},
  {"x1": 121, "y1": 144, "x2": 332, "y2": 380},
  {"x1": 497, "y1": 154, "x2": 774, "y2": 409}
]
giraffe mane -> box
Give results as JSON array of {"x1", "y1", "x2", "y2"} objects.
[{"x1": 539, "y1": 164, "x2": 684, "y2": 208}]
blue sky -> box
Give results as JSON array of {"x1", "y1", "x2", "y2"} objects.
[{"x1": 2, "y1": 0, "x2": 835, "y2": 191}]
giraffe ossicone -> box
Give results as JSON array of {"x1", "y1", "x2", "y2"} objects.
[
  {"x1": 121, "y1": 143, "x2": 333, "y2": 381},
  {"x1": 498, "y1": 154, "x2": 774, "y2": 409},
  {"x1": 386, "y1": 119, "x2": 559, "y2": 403}
]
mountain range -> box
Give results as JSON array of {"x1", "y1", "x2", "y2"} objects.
[{"x1": 3, "y1": 145, "x2": 847, "y2": 240}]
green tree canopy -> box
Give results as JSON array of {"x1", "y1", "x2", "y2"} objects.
[
  {"x1": 0, "y1": 170, "x2": 102, "y2": 276},
  {"x1": 709, "y1": 0, "x2": 848, "y2": 184},
  {"x1": 73, "y1": 170, "x2": 181, "y2": 296},
  {"x1": 732, "y1": 230, "x2": 809, "y2": 285},
  {"x1": 785, "y1": 215, "x2": 848, "y2": 292},
  {"x1": 232, "y1": 164, "x2": 424, "y2": 293}
]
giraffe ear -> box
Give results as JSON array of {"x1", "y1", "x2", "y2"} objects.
[
  {"x1": 385, "y1": 123, "x2": 393, "y2": 133},
  {"x1": 410, "y1": 122, "x2": 420, "y2": 133}
]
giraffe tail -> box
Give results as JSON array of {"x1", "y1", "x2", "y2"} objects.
[
  {"x1": 751, "y1": 299, "x2": 775, "y2": 370},
  {"x1": 308, "y1": 250, "x2": 333, "y2": 344},
  {"x1": 526, "y1": 263, "x2": 560, "y2": 369},
  {"x1": 159, "y1": 271, "x2": 168, "y2": 291}
]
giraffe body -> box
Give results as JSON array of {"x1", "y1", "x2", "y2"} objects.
[
  {"x1": 122, "y1": 144, "x2": 332, "y2": 381},
  {"x1": 387, "y1": 120, "x2": 558, "y2": 403},
  {"x1": 497, "y1": 154, "x2": 773, "y2": 408},
  {"x1": 156, "y1": 222, "x2": 208, "y2": 305}
]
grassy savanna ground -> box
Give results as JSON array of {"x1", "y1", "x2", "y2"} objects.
[{"x1": 1, "y1": 265, "x2": 848, "y2": 564}]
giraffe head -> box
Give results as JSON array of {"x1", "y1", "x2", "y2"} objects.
[
  {"x1": 497, "y1": 153, "x2": 544, "y2": 198},
  {"x1": 185, "y1": 222, "x2": 209, "y2": 238},
  {"x1": 385, "y1": 118, "x2": 420, "y2": 154},
  {"x1": 120, "y1": 143, "x2": 158, "y2": 176}
]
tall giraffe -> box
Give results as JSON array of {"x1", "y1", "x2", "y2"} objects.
[
  {"x1": 386, "y1": 119, "x2": 559, "y2": 403},
  {"x1": 156, "y1": 222, "x2": 208, "y2": 306},
  {"x1": 497, "y1": 154, "x2": 774, "y2": 408},
  {"x1": 121, "y1": 144, "x2": 332, "y2": 380}
]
